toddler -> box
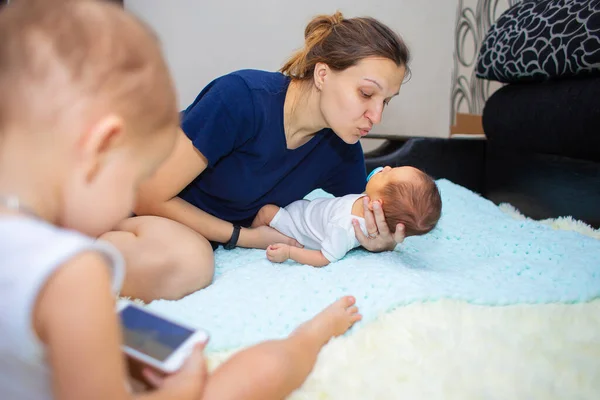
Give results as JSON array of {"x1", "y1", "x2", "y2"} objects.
[
  {"x1": 0, "y1": 1, "x2": 360, "y2": 399},
  {"x1": 253, "y1": 166, "x2": 442, "y2": 266}
]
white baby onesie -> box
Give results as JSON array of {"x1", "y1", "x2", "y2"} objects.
[
  {"x1": 0, "y1": 217, "x2": 124, "y2": 400},
  {"x1": 270, "y1": 194, "x2": 368, "y2": 262}
]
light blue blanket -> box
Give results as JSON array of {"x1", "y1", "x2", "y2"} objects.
[{"x1": 148, "y1": 180, "x2": 600, "y2": 352}]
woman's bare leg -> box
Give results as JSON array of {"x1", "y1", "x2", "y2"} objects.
[
  {"x1": 100, "y1": 216, "x2": 214, "y2": 302},
  {"x1": 203, "y1": 296, "x2": 362, "y2": 400}
]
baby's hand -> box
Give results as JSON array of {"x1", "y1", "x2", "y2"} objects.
[{"x1": 267, "y1": 243, "x2": 291, "y2": 263}]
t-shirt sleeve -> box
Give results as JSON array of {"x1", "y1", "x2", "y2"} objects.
[
  {"x1": 318, "y1": 142, "x2": 367, "y2": 196},
  {"x1": 320, "y1": 224, "x2": 357, "y2": 263},
  {"x1": 180, "y1": 74, "x2": 255, "y2": 167}
]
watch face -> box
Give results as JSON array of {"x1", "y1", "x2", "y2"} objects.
[{"x1": 225, "y1": 225, "x2": 241, "y2": 250}]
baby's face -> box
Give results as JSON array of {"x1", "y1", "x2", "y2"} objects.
[{"x1": 366, "y1": 166, "x2": 421, "y2": 196}]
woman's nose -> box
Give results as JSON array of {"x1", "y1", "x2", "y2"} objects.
[{"x1": 365, "y1": 104, "x2": 383, "y2": 125}]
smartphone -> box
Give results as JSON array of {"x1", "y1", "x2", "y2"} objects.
[{"x1": 117, "y1": 300, "x2": 208, "y2": 374}]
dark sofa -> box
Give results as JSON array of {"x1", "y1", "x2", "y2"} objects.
[{"x1": 364, "y1": 0, "x2": 600, "y2": 229}]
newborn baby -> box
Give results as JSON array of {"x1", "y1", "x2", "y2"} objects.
[{"x1": 252, "y1": 166, "x2": 442, "y2": 267}]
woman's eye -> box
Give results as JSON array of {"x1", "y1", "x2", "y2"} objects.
[
  {"x1": 384, "y1": 99, "x2": 390, "y2": 106},
  {"x1": 360, "y1": 90, "x2": 372, "y2": 98}
]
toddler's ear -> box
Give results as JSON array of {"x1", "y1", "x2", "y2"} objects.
[{"x1": 79, "y1": 114, "x2": 124, "y2": 182}]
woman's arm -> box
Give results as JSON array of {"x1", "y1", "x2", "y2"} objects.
[
  {"x1": 135, "y1": 129, "x2": 298, "y2": 249},
  {"x1": 134, "y1": 129, "x2": 233, "y2": 244}
]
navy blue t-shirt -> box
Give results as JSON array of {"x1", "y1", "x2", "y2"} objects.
[{"x1": 179, "y1": 70, "x2": 366, "y2": 227}]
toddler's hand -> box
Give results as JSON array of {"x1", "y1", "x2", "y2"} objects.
[
  {"x1": 142, "y1": 341, "x2": 208, "y2": 400},
  {"x1": 267, "y1": 243, "x2": 291, "y2": 263}
]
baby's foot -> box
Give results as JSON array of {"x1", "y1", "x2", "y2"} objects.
[{"x1": 293, "y1": 296, "x2": 362, "y2": 346}]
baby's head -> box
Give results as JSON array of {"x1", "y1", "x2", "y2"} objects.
[
  {"x1": 0, "y1": 0, "x2": 179, "y2": 235},
  {"x1": 365, "y1": 166, "x2": 442, "y2": 237}
]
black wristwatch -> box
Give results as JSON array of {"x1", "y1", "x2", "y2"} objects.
[{"x1": 224, "y1": 224, "x2": 241, "y2": 250}]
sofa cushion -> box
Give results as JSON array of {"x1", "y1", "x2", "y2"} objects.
[
  {"x1": 482, "y1": 76, "x2": 600, "y2": 161},
  {"x1": 476, "y1": 0, "x2": 600, "y2": 83}
]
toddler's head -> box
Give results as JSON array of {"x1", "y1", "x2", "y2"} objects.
[
  {"x1": 0, "y1": 0, "x2": 179, "y2": 235},
  {"x1": 366, "y1": 166, "x2": 442, "y2": 236}
]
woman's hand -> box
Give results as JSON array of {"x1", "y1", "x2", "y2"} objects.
[
  {"x1": 238, "y1": 226, "x2": 303, "y2": 250},
  {"x1": 352, "y1": 196, "x2": 405, "y2": 252}
]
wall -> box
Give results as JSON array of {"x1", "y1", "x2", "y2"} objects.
[
  {"x1": 450, "y1": 0, "x2": 521, "y2": 125},
  {"x1": 125, "y1": 0, "x2": 457, "y2": 138}
]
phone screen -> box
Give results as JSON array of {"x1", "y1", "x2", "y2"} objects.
[{"x1": 119, "y1": 305, "x2": 195, "y2": 361}]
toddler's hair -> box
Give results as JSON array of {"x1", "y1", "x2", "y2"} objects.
[
  {"x1": 0, "y1": 0, "x2": 177, "y2": 137},
  {"x1": 380, "y1": 169, "x2": 442, "y2": 236}
]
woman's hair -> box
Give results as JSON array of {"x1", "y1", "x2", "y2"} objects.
[
  {"x1": 380, "y1": 170, "x2": 442, "y2": 237},
  {"x1": 280, "y1": 11, "x2": 410, "y2": 80}
]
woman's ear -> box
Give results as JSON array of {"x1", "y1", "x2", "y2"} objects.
[
  {"x1": 77, "y1": 115, "x2": 125, "y2": 182},
  {"x1": 313, "y1": 62, "x2": 329, "y2": 91}
]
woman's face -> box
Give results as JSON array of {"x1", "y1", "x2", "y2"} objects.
[{"x1": 318, "y1": 57, "x2": 406, "y2": 144}]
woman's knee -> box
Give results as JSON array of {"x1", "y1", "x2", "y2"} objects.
[
  {"x1": 103, "y1": 216, "x2": 215, "y2": 301},
  {"x1": 162, "y1": 229, "x2": 215, "y2": 296}
]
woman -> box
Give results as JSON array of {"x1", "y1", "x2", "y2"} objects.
[{"x1": 102, "y1": 12, "x2": 410, "y2": 302}]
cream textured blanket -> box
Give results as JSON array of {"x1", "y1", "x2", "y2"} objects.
[{"x1": 205, "y1": 206, "x2": 600, "y2": 400}]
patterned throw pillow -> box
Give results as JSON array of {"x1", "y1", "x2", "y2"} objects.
[{"x1": 476, "y1": 0, "x2": 600, "y2": 83}]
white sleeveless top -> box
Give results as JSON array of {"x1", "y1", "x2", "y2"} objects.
[{"x1": 0, "y1": 217, "x2": 124, "y2": 400}]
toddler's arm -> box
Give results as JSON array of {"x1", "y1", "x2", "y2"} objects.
[
  {"x1": 267, "y1": 244, "x2": 330, "y2": 267},
  {"x1": 35, "y1": 252, "x2": 206, "y2": 400}
]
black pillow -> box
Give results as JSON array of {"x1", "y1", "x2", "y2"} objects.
[{"x1": 476, "y1": 0, "x2": 600, "y2": 83}]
